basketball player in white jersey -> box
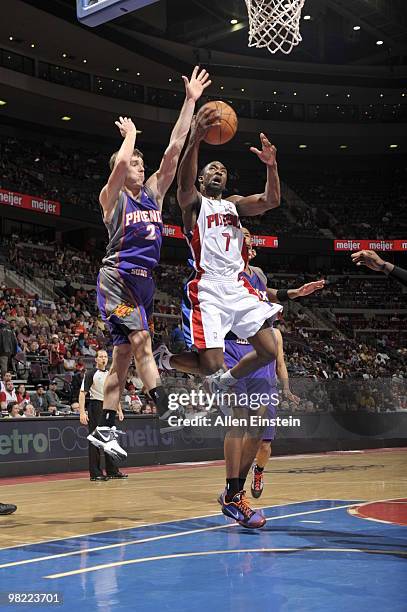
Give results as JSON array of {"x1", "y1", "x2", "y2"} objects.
[{"x1": 155, "y1": 108, "x2": 285, "y2": 527}]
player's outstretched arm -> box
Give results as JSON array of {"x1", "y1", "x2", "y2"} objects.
[
  {"x1": 146, "y1": 66, "x2": 211, "y2": 210},
  {"x1": 351, "y1": 250, "x2": 407, "y2": 287},
  {"x1": 176, "y1": 106, "x2": 221, "y2": 231},
  {"x1": 266, "y1": 279, "x2": 325, "y2": 303},
  {"x1": 275, "y1": 328, "x2": 300, "y2": 404},
  {"x1": 99, "y1": 117, "x2": 137, "y2": 222},
  {"x1": 228, "y1": 133, "x2": 280, "y2": 216}
]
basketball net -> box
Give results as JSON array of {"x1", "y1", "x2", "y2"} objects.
[{"x1": 245, "y1": 0, "x2": 306, "y2": 55}]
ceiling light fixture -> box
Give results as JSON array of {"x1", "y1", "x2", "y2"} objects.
[
  {"x1": 303, "y1": 15, "x2": 311, "y2": 20},
  {"x1": 61, "y1": 116, "x2": 71, "y2": 121},
  {"x1": 230, "y1": 19, "x2": 238, "y2": 25},
  {"x1": 299, "y1": 144, "x2": 307, "y2": 149},
  {"x1": 353, "y1": 25, "x2": 360, "y2": 31},
  {"x1": 0, "y1": 100, "x2": 7, "y2": 106},
  {"x1": 376, "y1": 40, "x2": 384, "y2": 45},
  {"x1": 389, "y1": 144, "x2": 398, "y2": 148}
]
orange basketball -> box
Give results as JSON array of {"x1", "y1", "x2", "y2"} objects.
[{"x1": 200, "y1": 100, "x2": 238, "y2": 145}]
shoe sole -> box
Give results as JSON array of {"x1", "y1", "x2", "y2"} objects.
[
  {"x1": 251, "y1": 487, "x2": 263, "y2": 499},
  {"x1": 0, "y1": 509, "x2": 17, "y2": 515}
]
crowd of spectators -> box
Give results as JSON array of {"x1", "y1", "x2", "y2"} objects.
[{"x1": 2, "y1": 133, "x2": 405, "y2": 239}]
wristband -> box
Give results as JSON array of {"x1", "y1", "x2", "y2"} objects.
[{"x1": 276, "y1": 289, "x2": 289, "y2": 302}]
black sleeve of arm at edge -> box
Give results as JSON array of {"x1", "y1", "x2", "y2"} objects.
[
  {"x1": 389, "y1": 265, "x2": 407, "y2": 288},
  {"x1": 83, "y1": 368, "x2": 96, "y2": 395}
]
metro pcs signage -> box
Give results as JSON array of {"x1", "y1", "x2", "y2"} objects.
[
  {"x1": 0, "y1": 189, "x2": 61, "y2": 216},
  {"x1": 334, "y1": 239, "x2": 407, "y2": 252}
]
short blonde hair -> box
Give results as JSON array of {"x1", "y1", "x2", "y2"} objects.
[{"x1": 109, "y1": 148, "x2": 143, "y2": 170}]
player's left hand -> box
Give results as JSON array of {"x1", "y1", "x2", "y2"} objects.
[
  {"x1": 250, "y1": 133, "x2": 277, "y2": 166},
  {"x1": 118, "y1": 411, "x2": 124, "y2": 422},
  {"x1": 296, "y1": 279, "x2": 325, "y2": 297},
  {"x1": 283, "y1": 390, "x2": 300, "y2": 404},
  {"x1": 183, "y1": 66, "x2": 212, "y2": 102}
]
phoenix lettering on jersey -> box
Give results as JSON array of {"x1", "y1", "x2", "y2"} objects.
[
  {"x1": 125, "y1": 209, "x2": 162, "y2": 227},
  {"x1": 206, "y1": 212, "x2": 240, "y2": 229}
]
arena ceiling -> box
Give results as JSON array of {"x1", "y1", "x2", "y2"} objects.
[{"x1": 24, "y1": 0, "x2": 407, "y2": 67}]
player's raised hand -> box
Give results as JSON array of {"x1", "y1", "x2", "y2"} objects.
[
  {"x1": 192, "y1": 107, "x2": 221, "y2": 141},
  {"x1": 351, "y1": 250, "x2": 387, "y2": 271},
  {"x1": 250, "y1": 133, "x2": 277, "y2": 166},
  {"x1": 183, "y1": 66, "x2": 212, "y2": 102},
  {"x1": 115, "y1": 116, "x2": 137, "y2": 138},
  {"x1": 296, "y1": 279, "x2": 325, "y2": 297}
]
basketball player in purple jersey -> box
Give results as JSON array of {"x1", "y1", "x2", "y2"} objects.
[
  {"x1": 88, "y1": 67, "x2": 212, "y2": 461},
  {"x1": 157, "y1": 229, "x2": 323, "y2": 527}
]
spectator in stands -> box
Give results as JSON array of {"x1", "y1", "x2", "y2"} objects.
[
  {"x1": 16, "y1": 384, "x2": 30, "y2": 407},
  {"x1": 0, "y1": 380, "x2": 18, "y2": 409},
  {"x1": 170, "y1": 324, "x2": 186, "y2": 354},
  {"x1": 0, "y1": 319, "x2": 18, "y2": 377},
  {"x1": 6, "y1": 402, "x2": 21, "y2": 418},
  {"x1": 63, "y1": 350, "x2": 76, "y2": 372},
  {"x1": 22, "y1": 403, "x2": 35, "y2": 417},
  {"x1": 0, "y1": 371, "x2": 13, "y2": 393},
  {"x1": 48, "y1": 334, "x2": 65, "y2": 375},
  {"x1": 31, "y1": 384, "x2": 50, "y2": 412}
]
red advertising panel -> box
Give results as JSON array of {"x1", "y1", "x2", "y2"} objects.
[
  {"x1": 162, "y1": 224, "x2": 185, "y2": 239},
  {"x1": 251, "y1": 234, "x2": 279, "y2": 248},
  {"x1": 334, "y1": 239, "x2": 407, "y2": 252},
  {"x1": 0, "y1": 189, "x2": 61, "y2": 216}
]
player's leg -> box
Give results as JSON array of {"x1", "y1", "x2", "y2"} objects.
[
  {"x1": 87, "y1": 343, "x2": 132, "y2": 462},
  {"x1": 251, "y1": 441, "x2": 272, "y2": 499},
  {"x1": 230, "y1": 325, "x2": 278, "y2": 379},
  {"x1": 103, "y1": 343, "x2": 133, "y2": 418},
  {"x1": 155, "y1": 346, "x2": 225, "y2": 375},
  {"x1": 155, "y1": 278, "x2": 228, "y2": 376}
]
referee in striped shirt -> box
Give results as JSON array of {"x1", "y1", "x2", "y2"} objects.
[{"x1": 79, "y1": 349, "x2": 128, "y2": 481}]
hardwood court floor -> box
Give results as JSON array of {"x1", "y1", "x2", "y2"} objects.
[{"x1": 1, "y1": 448, "x2": 406, "y2": 548}]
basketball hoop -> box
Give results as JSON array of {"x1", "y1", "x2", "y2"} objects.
[{"x1": 245, "y1": 0, "x2": 306, "y2": 55}]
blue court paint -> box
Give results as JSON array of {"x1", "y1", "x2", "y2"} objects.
[{"x1": 1, "y1": 500, "x2": 406, "y2": 612}]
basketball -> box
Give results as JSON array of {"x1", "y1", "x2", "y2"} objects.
[{"x1": 200, "y1": 100, "x2": 238, "y2": 145}]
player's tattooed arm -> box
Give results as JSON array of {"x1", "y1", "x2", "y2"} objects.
[
  {"x1": 228, "y1": 133, "x2": 280, "y2": 216},
  {"x1": 99, "y1": 116, "x2": 137, "y2": 222},
  {"x1": 146, "y1": 67, "x2": 211, "y2": 210},
  {"x1": 176, "y1": 107, "x2": 221, "y2": 231}
]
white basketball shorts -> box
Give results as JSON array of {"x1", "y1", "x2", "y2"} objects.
[{"x1": 184, "y1": 275, "x2": 283, "y2": 350}]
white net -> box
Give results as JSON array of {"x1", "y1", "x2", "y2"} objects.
[{"x1": 245, "y1": 0, "x2": 306, "y2": 55}]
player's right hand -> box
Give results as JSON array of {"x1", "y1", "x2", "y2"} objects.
[
  {"x1": 192, "y1": 107, "x2": 221, "y2": 141},
  {"x1": 80, "y1": 412, "x2": 89, "y2": 425},
  {"x1": 115, "y1": 116, "x2": 137, "y2": 138},
  {"x1": 351, "y1": 250, "x2": 386, "y2": 271}
]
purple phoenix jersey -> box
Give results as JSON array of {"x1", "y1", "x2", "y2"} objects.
[
  {"x1": 224, "y1": 266, "x2": 277, "y2": 441},
  {"x1": 97, "y1": 187, "x2": 163, "y2": 345}
]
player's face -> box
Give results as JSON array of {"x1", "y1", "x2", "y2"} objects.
[
  {"x1": 126, "y1": 155, "x2": 145, "y2": 189},
  {"x1": 201, "y1": 161, "x2": 227, "y2": 194}
]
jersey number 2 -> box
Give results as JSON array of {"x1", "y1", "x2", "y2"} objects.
[
  {"x1": 222, "y1": 232, "x2": 231, "y2": 251},
  {"x1": 145, "y1": 224, "x2": 156, "y2": 240}
]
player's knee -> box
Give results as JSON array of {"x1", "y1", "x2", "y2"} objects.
[{"x1": 129, "y1": 330, "x2": 150, "y2": 355}]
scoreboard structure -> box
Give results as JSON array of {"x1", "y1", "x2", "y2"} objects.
[{"x1": 76, "y1": 0, "x2": 159, "y2": 27}]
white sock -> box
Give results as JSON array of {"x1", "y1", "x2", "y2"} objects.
[
  {"x1": 162, "y1": 352, "x2": 174, "y2": 371},
  {"x1": 219, "y1": 370, "x2": 237, "y2": 387}
]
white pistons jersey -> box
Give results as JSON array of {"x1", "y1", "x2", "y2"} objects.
[{"x1": 186, "y1": 196, "x2": 248, "y2": 279}]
